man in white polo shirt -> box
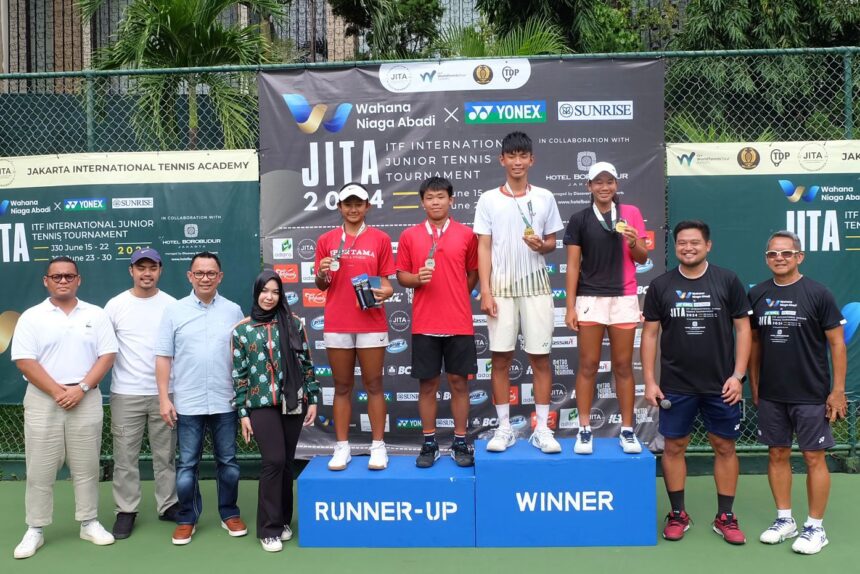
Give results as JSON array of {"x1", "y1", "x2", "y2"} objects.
[
  {"x1": 104, "y1": 248, "x2": 179, "y2": 539},
  {"x1": 11, "y1": 256, "x2": 118, "y2": 559}
]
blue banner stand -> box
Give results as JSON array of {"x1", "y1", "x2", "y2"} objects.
[
  {"x1": 474, "y1": 438, "x2": 656, "y2": 547},
  {"x1": 298, "y1": 455, "x2": 476, "y2": 547}
]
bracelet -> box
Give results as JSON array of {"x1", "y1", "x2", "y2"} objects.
[{"x1": 731, "y1": 372, "x2": 746, "y2": 382}]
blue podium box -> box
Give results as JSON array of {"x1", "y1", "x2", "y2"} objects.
[
  {"x1": 298, "y1": 455, "x2": 476, "y2": 547},
  {"x1": 474, "y1": 438, "x2": 656, "y2": 547}
]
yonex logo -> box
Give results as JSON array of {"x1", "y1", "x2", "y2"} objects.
[
  {"x1": 676, "y1": 152, "x2": 696, "y2": 166},
  {"x1": 778, "y1": 179, "x2": 819, "y2": 203},
  {"x1": 464, "y1": 101, "x2": 546, "y2": 124},
  {"x1": 282, "y1": 94, "x2": 353, "y2": 134}
]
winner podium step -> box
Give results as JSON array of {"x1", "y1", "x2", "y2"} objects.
[
  {"x1": 475, "y1": 438, "x2": 656, "y2": 547},
  {"x1": 297, "y1": 455, "x2": 476, "y2": 547}
]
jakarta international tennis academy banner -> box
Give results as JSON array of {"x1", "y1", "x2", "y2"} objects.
[
  {"x1": 0, "y1": 151, "x2": 261, "y2": 404},
  {"x1": 258, "y1": 59, "x2": 666, "y2": 454},
  {"x1": 668, "y1": 141, "x2": 860, "y2": 398}
]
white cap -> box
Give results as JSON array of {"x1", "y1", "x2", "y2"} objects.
[
  {"x1": 586, "y1": 161, "x2": 618, "y2": 181},
  {"x1": 338, "y1": 184, "x2": 369, "y2": 202}
]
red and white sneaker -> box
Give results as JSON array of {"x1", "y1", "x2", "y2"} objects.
[
  {"x1": 663, "y1": 510, "x2": 692, "y2": 541},
  {"x1": 713, "y1": 512, "x2": 746, "y2": 545}
]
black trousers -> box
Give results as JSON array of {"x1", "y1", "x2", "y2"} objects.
[{"x1": 248, "y1": 407, "x2": 304, "y2": 539}]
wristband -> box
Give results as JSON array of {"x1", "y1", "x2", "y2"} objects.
[{"x1": 731, "y1": 372, "x2": 746, "y2": 382}]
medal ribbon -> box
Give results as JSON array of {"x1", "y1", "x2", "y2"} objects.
[
  {"x1": 335, "y1": 222, "x2": 367, "y2": 261},
  {"x1": 424, "y1": 218, "x2": 450, "y2": 260},
  {"x1": 503, "y1": 183, "x2": 534, "y2": 230},
  {"x1": 592, "y1": 202, "x2": 618, "y2": 232}
]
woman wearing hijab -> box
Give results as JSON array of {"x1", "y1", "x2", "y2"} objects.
[{"x1": 231, "y1": 270, "x2": 319, "y2": 552}]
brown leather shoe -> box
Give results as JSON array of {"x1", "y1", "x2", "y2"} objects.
[
  {"x1": 221, "y1": 517, "x2": 248, "y2": 537},
  {"x1": 172, "y1": 524, "x2": 195, "y2": 545}
]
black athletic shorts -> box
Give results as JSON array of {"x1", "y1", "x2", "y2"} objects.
[
  {"x1": 411, "y1": 334, "x2": 477, "y2": 380},
  {"x1": 756, "y1": 398, "x2": 835, "y2": 451}
]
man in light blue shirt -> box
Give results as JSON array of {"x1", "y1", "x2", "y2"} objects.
[{"x1": 156, "y1": 251, "x2": 246, "y2": 545}]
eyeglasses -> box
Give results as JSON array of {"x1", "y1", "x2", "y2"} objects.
[
  {"x1": 46, "y1": 273, "x2": 79, "y2": 283},
  {"x1": 191, "y1": 271, "x2": 220, "y2": 279},
  {"x1": 765, "y1": 250, "x2": 801, "y2": 259}
]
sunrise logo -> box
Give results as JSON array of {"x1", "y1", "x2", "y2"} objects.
[
  {"x1": 282, "y1": 94, "x2": 353, "y2": 134},
  {"x1": 778, "y1": 180, "x2": 819, "y2": 203}
]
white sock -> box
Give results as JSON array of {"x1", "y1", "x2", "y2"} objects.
[
  {"x1": 579, "y1": 419, "x2": 592, "y2": 432},
  {"x1": 336, "y1": 440, "x2": 349, "y2": 449},
  {"x1": 806, "y1": 516, "x2": 823, "y2": 529},
  {"x1": 535, "y1": 404, "x2": 549, "y2": 430},
  {"x1": 621, "y1": 426, "x2": 633, "y2": 434},
  {"x1": 777, "y1": 508, "x2": 793, "y2": 520},
  {"x1": 28, "y1": 526, "x2": 43, "y2": 534},
  {"x1": 371, "y1": 440, "x2": 385, "y2": 448},
  {"x1": 81, "y1": 519, "x2": 95, "y2": 527},
  {"x1": 495, "y1": 403, "x2": 511, "y2": 429}
]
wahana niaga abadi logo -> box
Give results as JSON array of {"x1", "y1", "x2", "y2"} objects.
[
  {"x1": 779, "y1": 179, "x2": 819, "y2": 203},
  {"x1": 842, "y1": 302, "x2": 860, "y2": 344},
  {"x1": 282, "y1": 94, "x2": 353, "y2": 134}
]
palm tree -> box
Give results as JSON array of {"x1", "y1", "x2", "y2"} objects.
[
  {"x1": 80, "y1": 0, "x2": 287, "y2": 149},
  {"x1": 435, "y1": 16, "x2": 568, "y2": 58}
]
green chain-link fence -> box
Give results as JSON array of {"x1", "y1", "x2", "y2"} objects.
[{"x1": 1, "y1": 47, "x2": 858, "y2": 461}]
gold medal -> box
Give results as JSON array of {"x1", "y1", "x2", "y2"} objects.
[
  {"x1": 615, "y1": 220, "x2": 628, "y2": 233},
  {"x1": 524, "y1": 226, "x2": 535, "y2": 236}
]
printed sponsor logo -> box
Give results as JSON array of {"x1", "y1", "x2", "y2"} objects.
[
  {"x1": 557, "y1": 100, "x2": 633, "y2": 121},
  {"x1": 552, "y1": 336, "x2": 576, "y2": 348},
  {"x1": 397, "y1": 392, "x2": 419, "y2": 401},
  {"x1": 473, "y1": 65, "x2": 493, "y2": 85},
  {"x1": 472, "y1": 314, "x2": 488, "y2": 327},
  {"x1": 559, "y1": 408, "x2": 579, "y2": 429},
  {"x1": 798, "y1": 143, "x2": 828, "y2": 171},
  {"x1": 298, "y1": 238, "x2": 317, "y2": 260},
  {"x1": 474, "y1": 332, "x2": 489, "y2": 355},
  {"x1": 530, "y1": 411, "x2": 558, "y2": 430},
  {"x1": 509, "y1": 386, "x2": 519, "y2": 405},
  {"x1": 184, "y1": 224, "x2": 198, "y2": 238},
  {"x1": 770, "y1": 148, "x2": 790, "y2": 167},
  {"x1": 358, "y1": 391, "x2": 393, "y2": 403},
  {"x1": 737, "y1": 147, "x2": 760, "y2": 170},
  {"x1": 321, "y1": 387, "x2": 334, "y2": 406},
  {"x1": 360, "y1": 414, "x2": 390, "y2": 432},
  {"x1": 675, "y1": 152, "x2": 695, "y2": 166},
  {"x1": 285, "y1": 291, "x2": 300, "y2": 305},
  {"x1": 509, "y1": 359, "x2": 524, "y2": 381},
  {"x1": 550, "y1": 383, "x2": 567, "y2": 405},
  {"x1": 389, "y1": 310, "x2": 411, "y2": 332},
  {"x1": 589, "y1": 408, "x2": 606, "y2": 429},
  {"x1": 635, "y1": 258, "x2": 654, "y2": 274},
  {"x1": 510, "y1": 415, "x2": 529, "y2": 430},
  {"x1": 302, "y1": 289, "x2": 326, "y2": 307},
  {"x1": 314, "y1": 365, "x2": 332, "y2": 377},
  {"x1": 778, "y1": 179, "x2": 819, "y2": 203},
  {"x1": 465, "y1": 100, "x2": 546, "y2": 124},
  {"x1": 64, "y1": 198, "x2": 106, "y2": 211},
  {"x1": 301, "y1": 261, "x2": 316, "y2": 283},
  {"x1": 314, "y1": 340, "x2": 327, "y2": 350},
  {"x1": 469, "y1": 389, "x2": 489, "y2": 405},
  {"x1": 274, "y1": 264, "x2": 298, "y2": 283},
  {"x1": 387, "y1": 338, "x2": 408, "y2": 353},
  {"x1": 282, "y1": 94, "x2": 352, "y2": 134},
  {"x1": 112, "y1": 197, "x2": 153, "y2": 209},
  {"x1": 476, "y1": 358, "x2": 492, "y2": 380},
  {"x1": 273, "y1": 238, "x2": 293, "y2": 260},
  {"x1": 436, "y1": 418, "x2": 455, "y2": 428},
  {"x1": 396, "y1": 418, "x2": 423, "y2": 430},
  {"x1": 552, "y1": 288, "x2": 566, "y2": 300},
  {"x1": 598, "y1": 360, "x2": 612, "y2": 373},
  {"x1": 521, "y1": 383, "x2": 534, "y2": 405},
  {"x1": 310, "y1": 315, "x2": 325, "y2": 331}
]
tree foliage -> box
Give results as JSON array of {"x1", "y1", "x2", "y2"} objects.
[
  {"x1": 80, "y1": 0, "x2": 287, "y2": 149},
  {"x1": 328, "y1": 0, "x2": 443, "y2": 58},
  {"x1": 435, "y1": 16, "x2": 568, "y2": 58}
]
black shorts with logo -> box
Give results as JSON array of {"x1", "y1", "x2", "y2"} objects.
[
  {"x1": 756, "y1": 398, "x2": 835, "y2": 451},
  {"x1": 411, "y1": 334, "x2": 477, "y2": 380}
]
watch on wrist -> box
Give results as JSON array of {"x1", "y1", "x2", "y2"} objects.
[{"x1": 79, "y1": 383, "x2": 91, "y2": 393}]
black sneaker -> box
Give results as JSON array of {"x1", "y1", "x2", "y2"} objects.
[
  {"x1": 112, "y1": 512, "x2": 136, "y2": 540},
  {"x1": 159, "y1": 503, "x2": 180, "y2": 522},
  {"x1": 450, "y1": 441, "x2": 475, "y2": 467},
  {"x1": 415, "y1": 441, "x2": 440, "y2": 468}
]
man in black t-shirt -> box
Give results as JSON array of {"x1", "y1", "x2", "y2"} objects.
[
  {"x1": 642, "y1": 220, "x2": 751, "y2": 545},
  {"x1": 749, "y1": 230, "x2": 847, "y2": 556}
]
